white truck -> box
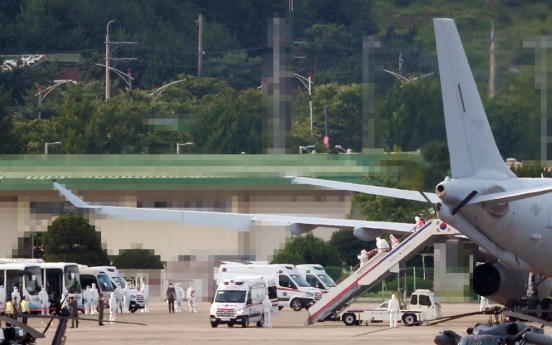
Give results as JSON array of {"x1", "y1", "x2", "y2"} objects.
[
  {"x1": 216, "y1": 263, "x2": 321, "y2": 311},
  {"x1": 88, "y1": 266, "x2": 145, "y2": 313},
  {"x1": 340, "y1": 289, "x2": 442, "y2": 326},
  {"x1": 210, "y1": 276, "x2": 275, "y2": 328},
  {"x1": 296, "y1": 264, "x2": 337, "y2": 293}
]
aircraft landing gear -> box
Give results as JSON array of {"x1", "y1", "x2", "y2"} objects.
[{"x1": 505, "y1": 273, "x2": 552, "y2": 321}]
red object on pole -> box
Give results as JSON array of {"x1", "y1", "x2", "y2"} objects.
[{"x1": 128, "y1": 68, "x2": 132, "y2": 73}]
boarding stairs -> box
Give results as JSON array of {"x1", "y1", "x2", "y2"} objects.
[{"x1": 306, "y1": 220, "x2": 458, "y2": 325}]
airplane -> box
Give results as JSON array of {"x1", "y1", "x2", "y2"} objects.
[{"x1": 53, "y1": 18, "x2": 552, "y2": 317}]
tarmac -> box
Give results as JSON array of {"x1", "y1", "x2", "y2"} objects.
[{"x1": 32, "y1": 301, "x2": 552, "y2": 345}]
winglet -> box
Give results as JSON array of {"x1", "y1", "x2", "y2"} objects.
[{"x1": 53, "y1": 182, "x2": 90, "y2": 208}]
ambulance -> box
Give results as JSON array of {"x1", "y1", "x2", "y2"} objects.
[
  {"x1": 296, "y1": 264, "x2": 337, "y2": 293},
  {"x1": 210, "y1": 276, "x2": 269, "y2": 328},
  {"x1": 216, "y1": 263, "x2": 321, "y2": 311}
]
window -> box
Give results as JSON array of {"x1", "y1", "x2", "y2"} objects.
[
  {"x1": 278, "y1": 275, "x2": 297, "y2": 290},
  {"x1": 268, "y1": 286, "x2": 277, "y2": 300},
  {"x1": 306, "y1": 275, "x2": 319, "y2": 288},
  {"x1": 246, "y1": 292, "x2": 252, "y2": 305},
  {"x1": 419, "y1": 295, "x2": 431, "y2": 306},
  {"x1": 410, "y1": 294, "x2": 418, "y2": 305},
  {"x1": 80, "y1": 275, "x2": 97, "y2": 290}
]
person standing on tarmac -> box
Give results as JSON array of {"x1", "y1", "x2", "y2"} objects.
[
  {"x1": 20, "y1": 296, "x2": 30, "y2": 325},
  {"x1": 387, "y1": 294, "x2": 400, "y2": 328},
  {"x1": 69, "y1": 297, "x2": 79, "y2": 328},
  {"x1": 5, "y1": 297, "x2": 15, "y2": 327},
  {"x1": 98, "y1": 297, "x2": 105, "y2": 326},
  {"x1": 262, "y1": 295, "x2": 272, "y2": 328},
  {"x1": 166, "y1": 283, "x2": 176, "y2": 313}
]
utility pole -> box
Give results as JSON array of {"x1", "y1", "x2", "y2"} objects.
[
  {"x1": 198, "y1": 14, "x2": 203, "y2": 78},
  {"x1": 477, "y1": 19, "x2": 505, "y2": 98},
  {"x1": 106, "y1": 20, "x2": 114, "y2": 101}
]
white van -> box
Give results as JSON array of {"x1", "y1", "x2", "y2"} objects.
[
  {"x1": 93, "y1": 266, "x2": 145, "y2": 312},
  {"x1": 78, "y1": 267, "x2": 114, "y2": 300},
  {"x1": 296, "y1": 264, "x2": 337, "y2": 293},
  {"x1": 210, "y1": 276, "x2": 267, "y2": 328},
  {"x1": 216, "y1": 263, "x2": 321, "y2": 311}
]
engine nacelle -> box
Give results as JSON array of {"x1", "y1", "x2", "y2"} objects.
[
  {"x1": 353, "y1": 227, "x2": 383, "y2": 242},
  {"x1": 473, "y1": 262, "x2": 527, "y2": 305}
]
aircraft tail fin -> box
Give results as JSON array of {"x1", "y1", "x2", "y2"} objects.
[{"x1": 434, "y1": 19, "x2": 515, "y2": 179}]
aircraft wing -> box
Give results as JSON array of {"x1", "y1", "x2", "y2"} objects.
[
  {"x1": 468, "y1": 184, "x2": 552, "y2": 204},
  {"x1": 54, "y1": 182, "x2": 412, "y2": 237},
  {"x1": 290, "y1": 177, "x2": 440, "y2": 203}
]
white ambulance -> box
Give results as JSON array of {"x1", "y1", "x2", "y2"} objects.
[
  {"x1": 216, "y1": 263, "x2": 321, "y2": 311},
  {"x1": 210, "y1": 276, "x2": 269, "y2": 328},
  {"x1": 296, "y1": 264, "x2": 337, "y2": 293}
]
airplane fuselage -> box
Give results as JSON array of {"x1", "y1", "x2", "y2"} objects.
[{"x1": 437, "y1": 176, "x2": 552, "y2": 277}]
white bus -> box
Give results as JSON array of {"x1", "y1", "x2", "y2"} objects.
[
  {"x1": 38, "y1": 262, "x2": 82, "y2": 311},
  {"x1": 0, "y1": 263, "x2": 44, "y2": 312}
]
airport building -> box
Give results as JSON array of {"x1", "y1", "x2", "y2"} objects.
[{"x1": 0, "y1": 153, "x2": 471, "y2": 301}]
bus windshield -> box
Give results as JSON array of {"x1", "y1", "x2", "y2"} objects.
[
  {"x1": 25, "y1": 266, "x2": 43, "y2": 295},
  {"x1": 97, "y1": 274, "x2": 114, "y2": 292},
  {"x1": 64, "y1": 265, "x2": 81, "y2": 294}
]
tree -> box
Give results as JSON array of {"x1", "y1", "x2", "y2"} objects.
[
  {"x1": 270, "y1": 233, "x2": 342, "y2": 267},
  {"x1": 112, "y1": 249, "x2": 164, "y2": 269},
  {"x1": 43, "y1": 214, "x2": 110, "y2": 266},
  {"x1": 328, "y1": 229, "x2": 374, "y2": 267},
  {"x1": 0, "y1": 89, "x2": 24, "y2": 153}
]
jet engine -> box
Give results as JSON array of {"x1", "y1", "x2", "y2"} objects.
[{"x1": 473, "y1": 262, "x2": 527, "y2": 305}]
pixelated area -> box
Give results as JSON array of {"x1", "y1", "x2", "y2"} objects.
[
  {"x1": 434, "y1": 241, "x2": 474, "y2": 302},
  {"x1": 522, "y1": 36, "x2": 552, "y2": 166},
  {"x1": 362, "y1": 36, "x2": 384, "y2": 153}
]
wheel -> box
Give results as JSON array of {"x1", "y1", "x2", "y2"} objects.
[
  {"x1": 278, "y1": 306, "x2": 284, "y2": 311},
  {"x1": 211, "y1": 322, "x2": 218, "y2": 328},
  {"x1": 535, "y1": 302, "x2": 543, "y2": 319},
  {"x1": 342, "y1": 313, "x2": 356, "y2": 326},
  {"x1": 129, "y1": 302, "x2": 137, "y2": 313},
  {"x1": 290, "y1": 299, "x2": 303, "y2": 312},
  {"x1": 402, "y1": 313, "x2": 417, "y2": 326},
  {"x1": 256, "y1": 315, "x2": 264, "y2": 328},
  {"x1": 227, "y1": 323, "x2": 234, "y2": 328},
  {"x1": 541, "y1": 298, "x2": 552, "y2": 320},
  {"x1": 241, "y1": 316, "x2": 249, "y2": 328}
]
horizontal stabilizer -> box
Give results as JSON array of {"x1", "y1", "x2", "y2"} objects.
[
  {"x1": 290, "y1": 177, "x2": 440, "y2": 203},
  {"x1": 469, "y1": 185, "x2": 552, "y2": 204},
  {"x1": 54, "y1": 182, "x2": 413, "y2": 235}
]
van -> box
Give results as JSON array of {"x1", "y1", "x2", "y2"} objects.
[
  {"x1": 93, "y1": 266, "x2": 145, "y2": 312},
  {"x1": 78, "y1": 267, "x2": 114, "y2": 301},
  {"x1": 210, "y1": 276, "x2": 267, "y2": 328},
  {"x1": 216, "y1": 263, "x2": 321, "y2": 311},
  {"x1": 296, "y1": 264, "x2": 337, "y2": 293}
]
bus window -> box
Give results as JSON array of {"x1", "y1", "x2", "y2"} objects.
[
  {"x1": 0, "y1": 270, "x2": 4, "y2": 287},
  {"x1": 64, "y1": 266, "x2": 81, "y2": 294},
  {"x1": 25, "y1": 266, "x2": 43, "y2": 295}
]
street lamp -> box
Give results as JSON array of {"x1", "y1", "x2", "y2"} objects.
[
  {"x1": 95, "y1": 63, "x2": 134, "y2": 102},
  {"x1": 176, "y1": 142, "x2": 193, "y2": 154},
  {"x1": 45, "y1": 142, "x2": 62, "y2": 154},
  {"x1": 35, "y1": 80, "x2": 76, "y2": 119},
  {"x1": 335, "y1": 145, "x2": 347, "y2": 153},
  {"x1": 258, "y1": 72, "x2": 314, "y2": 132},
  {"x1": 149, "y1": 79, "x2": 187, "y2": 102},
  {"x1": 299, "y1": 145, "x2": 315, "y2": 154}
]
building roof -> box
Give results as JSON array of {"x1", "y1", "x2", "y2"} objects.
[{"x1": 0, "y1": 153, "x2": 418, "y2": 191}]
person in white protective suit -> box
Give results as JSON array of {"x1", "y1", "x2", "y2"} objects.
[
  {"x1": 113, "y1": 283, "x2": 123, "y2": 314},
  {"x1": 389, "y1": 234, "x2": 399, "y2": 249},
  {"x1": 357, "y1": 249, "x2": 368, "y2": 268},
  {"x1": 262, "y1": 295, "x2": 272, "y2": 328},
  {"x1": 90, "y1": 283, "x2": 99, "y2": 314},
  {"x1": 123, "y1": 283, "x2": 131, "y2": 313},
  {"x1": 186, "y1": 282, "x2": 197, "y2": 313},
  {"x1": 82, "y1": 286, "x2": 91, "y2": 314},
  {"x1": 38, "y1": 286, "x2": 49, "y2": 322},
  {"x1": 376, "y1": 237, "x2": 390, "y2": 253},
  {"x1": 140, "y1": 282, "x2": 149, "y2": 313},
  {"x1": 109, "y1": 292, "x2": 117, "y2": 324},
  {"x1": 479, "y1": 296, "x2": 491, "y2": 311},
  {"x1": 0, "y1": 285, "x2": 5, "y2": 312},
  {"x1": 387, "y1": 294, "x2": 400, "y2": 328},
  {"x1": 175, "y1": 283, "x2": 184, "y2": 313},
  {"x1": 12, "y1": 287, "x2": 21, "y2": 309}
]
